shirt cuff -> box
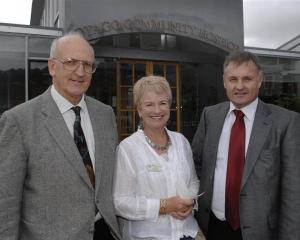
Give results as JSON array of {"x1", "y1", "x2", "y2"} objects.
[{"x1": 146, "y1": 198, "x2": 160, "y2": 222}]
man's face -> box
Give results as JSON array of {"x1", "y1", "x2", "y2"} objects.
[
  {"x1": 48, "y1": 36, "x2": 95, "y2": 105},
  {"x1": 223, "y1": 61, "x2": 262, "y2": 109}
]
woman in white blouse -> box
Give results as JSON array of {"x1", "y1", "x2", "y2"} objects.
[{"x1": 113, "y1": 76, "x2": 205, "y2": 240}]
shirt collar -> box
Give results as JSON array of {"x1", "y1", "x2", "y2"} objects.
[
  {"x1": 50, "y1": 85, "x2": 87, "y2": 114},
  {"x1": 228, "y1": 98, "x2": 258, "y2": 122}
]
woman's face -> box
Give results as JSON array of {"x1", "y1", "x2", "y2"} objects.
[{"x1": 137, "y1": 90, "x2": 170, "y2": 131}]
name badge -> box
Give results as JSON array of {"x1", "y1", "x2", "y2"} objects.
[{"x1": 146, "y1": 164, "x2": 161, "y2": 172}]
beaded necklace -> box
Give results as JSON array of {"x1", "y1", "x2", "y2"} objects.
[{"x1": 143, "y1": 130, "x2": 172, "y2": 151}]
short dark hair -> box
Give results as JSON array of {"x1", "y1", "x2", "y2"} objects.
[{"x1": 224, "y1": 51, "x2": 262, "y2": 72}]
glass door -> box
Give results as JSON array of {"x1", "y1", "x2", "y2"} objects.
[{"x1": 117, "y1": 60, "x2": 180, "y2": 140}]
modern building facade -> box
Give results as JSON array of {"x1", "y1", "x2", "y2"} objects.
[
  {"x1": 278, "y1": 34, "x2": 300, "y2": 51},
  {"x1": 247, "y1": 47, "x2": 300, "y2": 113},
  {"x1": 29, "y1": 0, "x2": 244, "y2": 140},
  {"x1": 0, "y1": 0, "x2": 299, "y2": 142},
  {"x1": 0, "y1": 23, "x2": 61, "y2": 116}
]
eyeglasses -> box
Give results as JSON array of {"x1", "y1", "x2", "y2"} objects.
[{"x1": 52, "y1": 58, "x2": 97, "y2": 74}]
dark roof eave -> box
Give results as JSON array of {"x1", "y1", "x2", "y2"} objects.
[{"x1": 30, "y1": 0, "x2": 45, "y2": 26}]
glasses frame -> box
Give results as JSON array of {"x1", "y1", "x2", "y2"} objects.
[{"x1": 52, "y1": 57, "x2": 97, "y2": 74}]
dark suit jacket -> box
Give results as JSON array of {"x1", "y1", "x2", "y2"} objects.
[
  {"x1": 192, "y1": 100, "x2": 300, "y2": 240},
  {"x1": 0, "y1": 87, "x2": 121, "y2": 240}
]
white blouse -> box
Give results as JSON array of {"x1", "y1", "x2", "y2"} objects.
[{"x1": 113, "y1": 129, "x2": 200, "y2": 240}]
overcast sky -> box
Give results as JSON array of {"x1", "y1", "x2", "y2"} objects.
[
  {"x1": 0, "y1": 0, "x2": 299, "y2": 49},
  {"x1": 244, "y1": 0, "x2": 300, "y2": 49},
  {"x1": 0, "y1": 0, "x2": 32, "y2": 25}
]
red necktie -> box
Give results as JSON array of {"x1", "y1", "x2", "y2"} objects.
[{"x1": 225, "y1": 110, "x2": 245, "y2": 230}]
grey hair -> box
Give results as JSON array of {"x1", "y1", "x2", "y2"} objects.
[{"x1": 49, "y1": 31, "x2": 91, "y2": 58}]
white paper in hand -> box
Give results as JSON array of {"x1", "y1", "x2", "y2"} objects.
[{"x1": 176, "y1": 177, "x2": 197, "y2": 198}]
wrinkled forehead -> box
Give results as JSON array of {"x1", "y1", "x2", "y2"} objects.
[{"x1": 57, "y1": 36, "x2": 94, "y2": 59}]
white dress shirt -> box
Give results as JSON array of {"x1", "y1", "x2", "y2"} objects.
[
  {"x1": 212, "y1": 99, "x2": 258, "y2": 220},
  {"x1": 50, "y1": 85, "x2": 95, "y2": 168},
  {"x1": 113, "y1": 129, "x2": 200, "y2": 240}
]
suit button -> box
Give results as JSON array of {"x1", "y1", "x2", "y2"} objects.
[
  {"x1": 89, "y1": 228, "x2": 94, "y2": 234},
  {"x1": 242, "y1": 225, "x2": 251, "y2": 229}
]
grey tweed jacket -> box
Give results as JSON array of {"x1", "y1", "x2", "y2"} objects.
[
  {"x1": 0, "y1": 87, "x2": 121, "y2": 240},
  {"x1": 192, "y1": 100, "x2": 300, "y2": 240}
]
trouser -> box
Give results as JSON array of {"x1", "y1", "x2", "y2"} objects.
[
  {"x1": 93, "y1": 218, "x2": 115, "y2": 240},
  {"x1": 208, "y1": 212, "x2": 242, "y2": 240}
]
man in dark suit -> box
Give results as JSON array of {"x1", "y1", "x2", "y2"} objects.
[
  {"x1": 192, "y1": 51, "x2": 300, "y2": 240},
  {"x1": 0, "y1": 32, "x2": 121, "y2": 239}
]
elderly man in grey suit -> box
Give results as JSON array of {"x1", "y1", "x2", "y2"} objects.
[
  {"x1": 192, "y1": 51, "x2": 300, "y2": 240},
  {"x1": 0, "y1": 32, "x2": 121, "y2": 239}
]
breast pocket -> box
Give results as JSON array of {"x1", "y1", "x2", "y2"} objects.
[
  {"x1": 259, "y1": 147, "x2": 280, "y2": 167},
  {"x1": 256, "y1": 147, "x2": 280, "y2": 181}
]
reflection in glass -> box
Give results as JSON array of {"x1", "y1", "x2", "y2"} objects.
[
  {"x1": 153, "y1": 64, "x2": 164, "y2": 76},
  {"x1": 120, "y1": 87, "x2": 133, "y2": 109},
  {"x1": 134, "y1": 64, "x2": 146, "y2": 82},
  {"x1": 29, "y1": 61, "x2": 51, "y2": 99},
  {"x1": 166, "y1": 65, "x2": 176, "y2": 86},
  {"x1": 180, "y1": 62, "x2": 224, "y2": 142},
  {"x1": 171, "y1": 88, "x2": 177, "y2": 109},
  {"x1": 259, "y1": 56, "x2": 300, "y2": 113},
  {"x1": 120, "y1": 111, "x2": 133, "y2": 134},
  {"x1": 0, "y1": 35, "x2": 25, "y2": 115},
  {"x1": 29, "y1": 37, "x2": 54, "y2": 58},
  {"x1": 88, "y1": 59, "x2": 116, "y2": 111},
  {"x1": 168, "y1": 110, "x2": 177, "y2": 131},
  {"x1": 120, "y1": 64, "x2": 132, "y2": 85}
]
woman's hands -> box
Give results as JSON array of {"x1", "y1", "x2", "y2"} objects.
[{"x1": 159, "y1": 196, "x2": 194, "y2": 220}]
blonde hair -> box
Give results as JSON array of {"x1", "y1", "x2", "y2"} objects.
[{"x1": 133, "y1": 75, "x2": 172, "y2": 107}]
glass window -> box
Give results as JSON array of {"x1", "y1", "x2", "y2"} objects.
[
  {"x1": 260, "y1": 57, "x2": 300, "y2": 113},
  {"x1": 29, "y1": 37, "x2": 54, "y2": 58},
  {"x1": 88, "y1": 58, "x2": 117, "y2": 111},
  {"x1": 28, "y1": 60, "x2": 51, "y2": 99},
  {"x1": 140, "y1": 34, "x2": 162, "y2": 50},
  {"x1": 120, "y1": 63, "x2": 133, "y2": 85},
  {"x1": 0, "y1": 35, "x2": 25, "y2": 115},
  {"x1": 180, "y1": 62, "x2": 225, "y2": 141},
  {"x1": 134, "y1": 64, "x2": 146, "y2": 83},
  {"x1": 113, "y1": 35, "x2": 130, "y2": 47},
  {"x1": 130, "y1": 34, "x2": 140, "y2": 48},
  {"x1": 166, "y1": 34, "x2": 176, "y2": 49}
]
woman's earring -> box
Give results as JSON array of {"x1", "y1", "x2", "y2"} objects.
[{"x1": 138, "y1": 117, "x2": 144, "y2": 130}]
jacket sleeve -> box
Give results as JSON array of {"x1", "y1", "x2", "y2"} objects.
[
  {"x1": 0, "y1": 111, "x2": 27, "y2": 239},
  {"x1": 279, "y1": 111, "x2": 300, "y2": 240},
  {"x1": 191, "y1": 108, "x2": 207, "y2": 179}
]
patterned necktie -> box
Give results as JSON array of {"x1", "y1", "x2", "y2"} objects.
[
  {"x1": 225, "y1": 109, "x2": 245, "y2": 230},
  {"x1": 72, "y1": 106, "x2": 95, "y2": 188}
]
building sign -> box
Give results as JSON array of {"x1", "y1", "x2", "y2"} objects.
[{"x1": 76, "y1": 18, "x2": 240, "y2": 51}]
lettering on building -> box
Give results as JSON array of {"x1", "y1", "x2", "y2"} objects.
[{"x1": 76, "y1": 18, "x2": 240, "y2": 51}]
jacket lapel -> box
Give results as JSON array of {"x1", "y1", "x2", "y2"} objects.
[
  {"x1": 208, "y1": 103, "x2": 230, "y2": 177},
  {"x1": 40, "y1": 88, "x2": 94, "y2": 189},
  {"x1": 85, "y1": 97, "x2": 116, "y2": 196},
  {"x1": 86, "y1": 100, "x2": 104, "y2": 192},
  {"x1": 241, "y1": 100, "x2": 272, "y2": 188}
]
